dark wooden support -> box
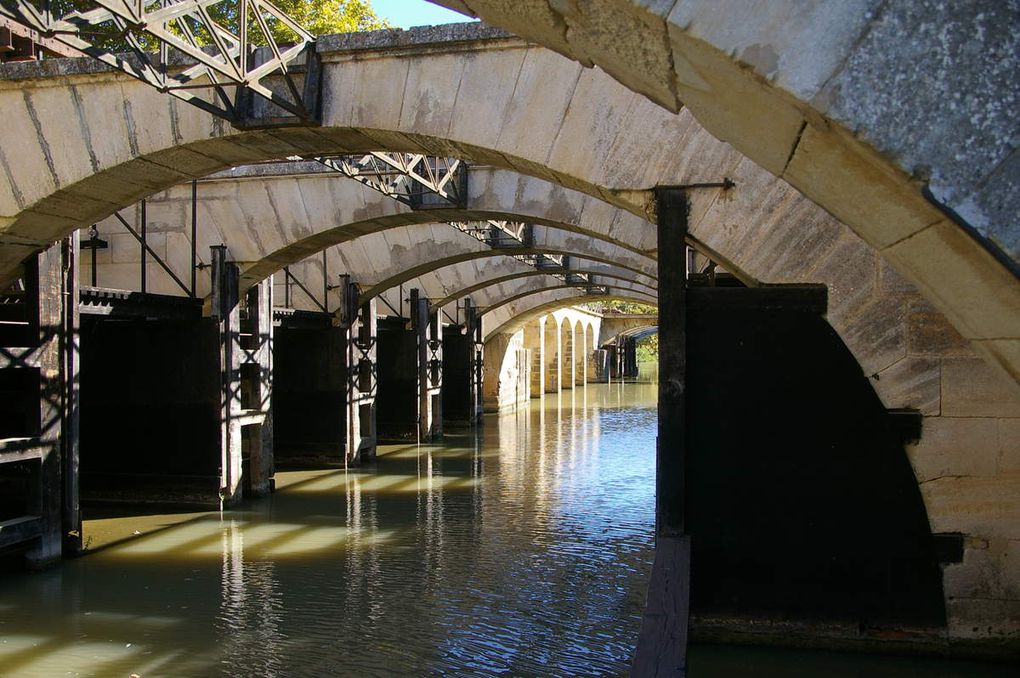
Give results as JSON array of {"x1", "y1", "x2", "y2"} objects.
[
  {"x1": 632, "y1": 187, "x2": 690, "y2": 677},
  {"x1": 411, "y1": 289, "x2": 442, "y2": 442},
  {"x1": 466, "y1": 298, "x2": 484, "y2": 423},
  {"x1": 21, "y1": 243, "x2": 65, "y2": 566},
  {"x1": 441, "y1": 298, "x2": 484, "y2": 426},
  {"x1": 211, "y1": 245, "x2": 243, "y2": 506},
  {"x1": 242, "y1": 275, "x2": 273, "y2": 497},
  {"x1": 344, "y1": 279, "x2": 377, "y2": 462},
  {"x1": 0, "y1": 516, "x2": 42, "y2": 550},
  {"x1": 656, "y1": 187, "x2": 688, "y2": 536},
  {"x1": 140, "y1": 200, "x2": 147, "y2": 295},
  {"x1": 632, "y1": 536, "x2": 691, "y2": 677},
  {"x1": 61, "y1": 234, "x2": 81, "y2": 554},
  {"x1": 427, "y1": 302, "x2": 443, "y2": 437}
]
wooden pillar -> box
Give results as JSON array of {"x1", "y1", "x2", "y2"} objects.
[
  {"x1": 632, "y1": 187, "x2": 691, "y2": 677},
  {"x1": 411, "y1": 289, "x2": 441, "y2": 442},
  {"x1": 656, "y1": 187, "x2": 688, "y2": 535},
  {"x1": 428, "y1": 303, "x2": 443, "y2": 437},
  {"x1": 23, "y1": 244, "x2": 64, "y2": 566},
  {"x1": 211, "y1": 245, "x2": 242, "y2": 506},
  {"x1": 242, "y1": 275, "x2": 273, "y2": 497},
  {"x1": 61, "y1": 234, "x2": 81, "y2": 553},
  {"x1": 1, "y1": 238, "x2": 79, "y2": 564},
  {"x1": 344, "y1": 279, "x2": 377, "y2": 462},
  {"x1": 465, "y1": 298, "x2": 484, "y2": 423}
]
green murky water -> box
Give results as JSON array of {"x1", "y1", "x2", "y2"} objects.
[{"x1": 0, "y1": 384, "x2": 1014, "y2": 676}]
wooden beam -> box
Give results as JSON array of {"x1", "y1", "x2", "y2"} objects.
[
  {"x1": 0, "y1": 516, "x2": 42, "y2": 551},
  {"x1": 656, "y1": 187, "x2": 688, "y2": 536},
  {"x1": 632, "y1": 536, "x2": 691, "y2": 677},
  {"x1": 633, "y1": 187, "x2": 691, "y2": 678}
]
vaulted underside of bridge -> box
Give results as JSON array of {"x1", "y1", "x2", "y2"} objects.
[{"x1": 0, "y1": 8, "x2": 1017, "y2": 659}]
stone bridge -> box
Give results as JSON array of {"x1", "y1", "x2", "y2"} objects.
[{"x1": 0, "y1": 7, "x2": 1017, "y2": 658}]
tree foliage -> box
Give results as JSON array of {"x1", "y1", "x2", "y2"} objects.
[
  {"x1": 636, "y1": 333, "x2": 659, "y2": 363},
  {"x1": 277, "y1": 0, "x2": 389, "y2": 39},
  {"x1": 48, "y1": 0, "x2": 389, "y2": 52},
  {"x1": 585, "y1": 300, "x2": 658, "y2": 315}
]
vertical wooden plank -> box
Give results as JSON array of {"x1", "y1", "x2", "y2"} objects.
[
  {"x1": 245, "y1": 275, "x2": 273, "y2": 497},
  {"x1": 656, "y1": 187, "x2": 688, "y2": 537},
  {"x1": 631, "y1": 186, "x2": 691, "y2": 677},
  {"x1": 352, "y1": 297, "x2": 377, "y2": 460},
  {"x1": 26, "y1": 244, "x2": 63, "y2": 567},
  {"x1": 427, "y1": 303, "x2": 443, "y2": 439},
  {"x1": 411, "y1": 289, "x2": 430, "y2": 441},
  {"x1": 140, "y1": 200, "x2": 147, "y2": 295},
  {"x1": 211, "y1": 246, "x2": 242, "y2": 506},
  {"x1": 632, "y1": 536, "x2": 691, "y2": 677},
  {"x1": 62, "y1": 233, "x2": 81, "y2": 553}
]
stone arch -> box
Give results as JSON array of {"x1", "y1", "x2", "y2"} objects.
[
  {"x1": 6, "y1": 32, "x2": 1013, "y2": 403},
  {"x1": 487, "y1": 294, "x2": 658, "y2": 340},
  {"x1": 85, "y1": 172, "x2": 660, "y2": 300},
  {"x1": 433, "y1": 3, "x2": 1020, "y2": 390},
  {"x1": 431, "y1": 261, "x2": 657, "y2": 309}
]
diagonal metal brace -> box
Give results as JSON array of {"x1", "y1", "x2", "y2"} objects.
[{"x1": 0, "y1": 0, "x2": 320, "y2": 127}]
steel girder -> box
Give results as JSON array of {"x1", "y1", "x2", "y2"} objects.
[{"x1": 0, "y1": 0, "x2": 317, "y2": 125}]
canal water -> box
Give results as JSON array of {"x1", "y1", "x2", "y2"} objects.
[{"x1": 0, "y1": 384, "x2": 1014, "y2": 676}]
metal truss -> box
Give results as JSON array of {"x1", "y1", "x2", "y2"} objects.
[
  {"x1": 312, "y1": 153, "x2": 604, "y2": 295},
  {"x1": 0, "y1": 0, "x2": 318, "y2": 125},
  {"x1": 450, "y1": 220, "x2": 609, "y2": 296},
  {"x1": 315, "y1": 153, "x2": 468, "y2": 209}
]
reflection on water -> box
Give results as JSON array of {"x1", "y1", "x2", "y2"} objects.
[
  {"x1": 0, "y1": 384, "x2": 656, "y2": 677},
  {"x1": 0, "y1": 384, "x2": 1014, "y2": 676}
]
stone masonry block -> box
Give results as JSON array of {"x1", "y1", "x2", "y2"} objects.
[
  {"x1": 906, "y1": 416, "x2": 999, "y2": 482},
  {"x1": 942, "y1": 358, "x2": 1020, "y2": 418}
]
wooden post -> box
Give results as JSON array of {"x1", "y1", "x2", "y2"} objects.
[
  {"x1": 465, "y1": 298, "x2": 484, "y2": 424},
  {"x1": 243, "y1": 275, "x2": 273, "y2": 497},
  {"x1": 631, "y1": 187, "x2": 691, "y2": 677},
  {"x1": 61, "y1": 233, "x2": 81, "y2": 553},
  {"x1": 347, "y1": 295, "x2": 377, "y2": 461},
  {"x1": 24, "y1": 244, "x2": 63, "y2": 566},
  {"x1": 211, "y1": 245, "x2": 242, "y2": 506},
  {"x1": 411, "y1": 289, "x2": 432, "y2": 441},
  {"x1": 427, "y1": 302, "x2": 443, "y2": 438},
  {"x1": 656, "y1": 187, "x2": 688, "y2": 536}
]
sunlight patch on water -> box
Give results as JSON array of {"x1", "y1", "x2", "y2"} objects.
[
  {"x1": 289, "y1": 470, "x2": 480, "y2": 494},
  {"x1": 107, "y1": 515, "x2": 396, "y2": 560}
]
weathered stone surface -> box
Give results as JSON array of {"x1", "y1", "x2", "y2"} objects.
[
  {"x1": 884, "y1": 220, "x2": 1020, "y2": 342},
  {"x1": 785, "y1": 124, "x2": 941, "y2": 249},
  {"x1": 1000, "y1": 419, "x2": 1020, "y2": 474},
  {"x1": 668, "y1": 0, "x2": 882, "y2": 102},
  {"x1": 943, "y1": 358, "x2": 1020, "y2": 418},
  {"x1": 556, "y1": 0, "x2": 679, "y2": 111},
  {"x1": 920, "y1": 474, "x2": 1020, "y2": 536},
  {"x1": 667, "y1": 20, "x2": 805, "y2": 177},
  {"x1": 838, "y1": 293, "x2": 909, "y2": 377},
  {"x1": 817, "y1": 0, "x2": 1020, "y2": 262},
  {"x1": 803, "y1": 236, "x2": 877, "y2": 325},
  {"x1": 907, "y1": 417, "x2": 1000, "y2": 482},
  {"x1": 907, "y1": 299, "x2": 973, "y2": 357},
  {"x1": 871, "y1": 356, "x2": 940, "y2": 416}
]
